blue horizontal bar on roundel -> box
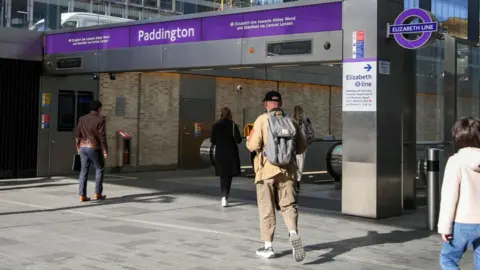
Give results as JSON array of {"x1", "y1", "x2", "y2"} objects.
[{"x1": 389, "y1": 22, "x2": 438, "y2": 34}]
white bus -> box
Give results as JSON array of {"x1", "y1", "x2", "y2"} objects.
[{"x1": 30, "y1": 13, "x2": 133, "y2": 31}]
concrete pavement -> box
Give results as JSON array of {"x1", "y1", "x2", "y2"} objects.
[{"x1": 0, "y1": 171, "x2": 473, "y2": 269}]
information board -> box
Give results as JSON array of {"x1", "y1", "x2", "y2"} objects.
[{"x1": 342, "y1": 60, "x2": 377, "y2": 112}]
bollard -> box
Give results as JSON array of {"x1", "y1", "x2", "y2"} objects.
[{"x1": 426, "y1": 148, "x2": 441, "y2": 231}]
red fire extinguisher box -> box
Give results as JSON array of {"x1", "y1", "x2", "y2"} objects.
[{"x1": 116, "y1": 130, "x2": 132, "y2": 167}]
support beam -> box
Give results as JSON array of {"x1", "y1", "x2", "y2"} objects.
[
  {"x1": 45, "y1": 0, "x2": 60, "y2": 31},
  {"x1": 468, "y1": 0, "x2": 479, "y2": 42},
  {"x1": 27, "y1": 0, "x2": 34, "y2": 28},
  {"x1": 443, "y1": 35, "x2": 457, "y2": 160},
  {"x1": 68, "y1": 0, "x2": 74, "y2": 13},
  {"x1": 342, "y1": 0, "x2": 416, "y2": 218},
  {"x1": 419, "y1": 0, "x2": 431, "y2": 11},
  {"x1": 5, "y1": 0, "x2": 11, "y2": 28}
]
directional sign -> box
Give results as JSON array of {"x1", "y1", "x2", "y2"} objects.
[
  {"x1": 387, "y1": 8, "x2": 439, "y2": 50},
  {"x1": 343, "y1": 60, "x2": 377, "y2": 112}
]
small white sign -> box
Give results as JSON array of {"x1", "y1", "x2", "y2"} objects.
[
  {"x1": 379, "y1": 60, "x2": 391, "y2": 75},
  {"x1": 342, "y1": 60, "x2": 377, "y2": 112}
]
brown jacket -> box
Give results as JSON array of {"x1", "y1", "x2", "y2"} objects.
[
  {"x1": 246, "y1": 112, "x2": 306, "y2": 182},
  {"x1": 75, "y1": 111, "x2": 108, "y2": 154}
]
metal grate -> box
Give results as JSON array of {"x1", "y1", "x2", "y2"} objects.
[{"x1": 0, "y1": 58, "x2": 41, "y2": 179}]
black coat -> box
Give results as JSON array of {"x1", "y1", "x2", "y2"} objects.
[{"x1": 210, "y1": 119, "x2": 242, "y2": 177}]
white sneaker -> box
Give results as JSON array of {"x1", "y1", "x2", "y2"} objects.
[
  {"x1": 221, "y1": 197, "x2": 228, "y2": 207},
  {"x1": 256, "y1": 247, "x2": 275, "y2": 259},
  {"x1": 289, "y1": 233, "x2": 306, "y2": 262}
]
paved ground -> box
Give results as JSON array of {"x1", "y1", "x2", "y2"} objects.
[{"x1": 0, "y1": 170, "x2": 474, "y2": 269}]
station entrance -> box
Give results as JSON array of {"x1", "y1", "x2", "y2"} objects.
[{"x1": 37, "y1": 0, "x2": 474, "y2": 219}]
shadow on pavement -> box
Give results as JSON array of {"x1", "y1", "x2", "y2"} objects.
[
  {"x1": 101, "y1": 174, "x2": 430, "y2": 230},
  {"x1": 0, "y1": 191, "x2": 175, "y2": 216},
  {"x1": 0, "y1": 177, "x2": 56, "y2": 186},
  {"x1": 277, "y1": 229, "x2": 434, "y2": 265},
  {"x1": 0, "y1": 171, "x2": 432, "y2": 231},
  {"x1": 0, "y1": 183, "x2": 76, "y2": 191}
]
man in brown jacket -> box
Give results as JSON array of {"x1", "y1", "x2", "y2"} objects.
[
  {"x1": 246, "y1": 91, "x2": 307, "y2": 262},
  {"x1": 75, "y1": 100, "x2": 108, "y2": 202}
]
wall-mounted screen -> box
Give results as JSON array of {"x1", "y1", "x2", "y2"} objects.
[
  {"x1": 57, "y1": 57, "x2": 82, "y2": 69},
  {"x1": 267, "y1": 40, "x2": 312, "y2": 56}
]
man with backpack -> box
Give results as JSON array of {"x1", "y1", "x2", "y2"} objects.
[{"x1": 246, "y1": 91, "x2": 307, "y2": 262}]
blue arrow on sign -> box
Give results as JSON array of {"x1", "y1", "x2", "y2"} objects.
[{"x1": 364, "y1": 64, "x2": 372, "y2": 72}]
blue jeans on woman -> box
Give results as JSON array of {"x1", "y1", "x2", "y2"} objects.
[
  {"x1": 440, "y1": 222, "x2": 480, "y2": 269},
  {"x1": 78, "y1": 147, "x2": 104, "y2": 196}
]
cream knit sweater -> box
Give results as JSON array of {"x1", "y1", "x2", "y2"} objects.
[{"x1": 438, "y1": 147, "x2": 480, "y2": 235}]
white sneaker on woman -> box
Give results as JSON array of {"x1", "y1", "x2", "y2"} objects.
[{"x1": 221, "y1": 197, "x2": 228, "y2": 207}]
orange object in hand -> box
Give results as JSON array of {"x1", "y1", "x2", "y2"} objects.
[{"x1": 247, "y1": 128, "x2": 254, "y2": 141}]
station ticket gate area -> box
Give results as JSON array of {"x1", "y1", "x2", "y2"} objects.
[
  {"x1": 38, "y1": 0, "x2": 470, "y2": 219},
  {"x1": 199, "y1": 130, "x2": 342, "y2": 183}
]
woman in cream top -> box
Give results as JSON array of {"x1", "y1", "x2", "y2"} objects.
[{"x1": 438, "y1": 117, "x2": 480, "y2": 269}]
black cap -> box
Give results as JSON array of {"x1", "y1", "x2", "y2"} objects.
[{"x1": 263, "y1": 91, "x2": 282, "y2": 102}]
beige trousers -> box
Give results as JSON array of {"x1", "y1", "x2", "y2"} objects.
[{"x1": 256, "y1": 174, "x2": 298, "y2": 242}]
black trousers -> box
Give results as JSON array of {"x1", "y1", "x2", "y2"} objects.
[{"x1": 220, "y1": 175, "x2": 233, "y2": 198}]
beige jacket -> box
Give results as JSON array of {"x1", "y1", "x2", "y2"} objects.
[
  {"x1": 438, "y1": 147, "x2": 480, "y2": 235},
  {"x1": 246, "y1": 112, "x2": 307, "y2": 182}
]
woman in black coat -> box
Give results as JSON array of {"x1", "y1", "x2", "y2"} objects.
[{"x1": 210, "y1": 107, "x2": 242, "y2": 207}]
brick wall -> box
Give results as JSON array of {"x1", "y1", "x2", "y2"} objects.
[
  {"x1": 100, "y1": 72, "x2": 140, "y2": 167},
  {"x1": 215, "y1": 77, "x2": 342, "y2": 139},
  {"x1": 215, "y1": 77, "x2": 276, "y2": 128},
  {"x1": 138, "y1": 72, "x2": 180, "y2": 167},
  {"x1": 279, "y1": 82, "x2": 331, "y2": 138},
  {"x1": 99, "y1": 72, "x2": 180, "y2": 170},
  {"x1": 330, "y1": 86, "x2": 343, "y2": 139}
]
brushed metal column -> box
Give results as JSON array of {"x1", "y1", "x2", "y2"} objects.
[
  {"x1": 342, "y1": 0, "x2": 416, "y2": 218},
  {"x1": 443, "y1": 35, "x2": 457, "y2": 161}
]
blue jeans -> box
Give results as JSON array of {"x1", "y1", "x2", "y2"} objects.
[
  {"x1": 78, "y1": 147, "x2": 104, "y2": 196},
  {"x1": 440, "y1": 222, "x2": 480, "y2": 269}
]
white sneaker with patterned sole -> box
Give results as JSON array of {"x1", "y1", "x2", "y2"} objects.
[{"x1": 290, "y1": 233, "x2": 306, "y2": 262}]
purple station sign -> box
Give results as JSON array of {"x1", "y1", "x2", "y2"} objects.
[
  {"x1": 386, "y1": 8, "x2": 439, "y2": 50},
  {"x1": 45, "y1": 2, "x2": 342, "y2": 54}
]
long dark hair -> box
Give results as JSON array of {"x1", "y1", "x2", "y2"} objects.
[{"x1": 220, "y1": 107, "x2": 232, "y2": 121}]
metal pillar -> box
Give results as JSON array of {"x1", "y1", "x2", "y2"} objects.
[
  {"x1": 0, "y1": 0, "x2": 4, "y2": 28},
  {"x1": 468, "y1": 0, "x2": 479, "y2": 42},
  {"x1": 403, "y1": 49, "x2": 417, "y2": 210},
  {"x1": 443, "y1": 35, "x2": 457, "y2": 161},
  {"x1": 45, "y1": 0, "x2": 60, "y2": 31},
  {"x1": 426, "y1": 148, "x2": 440, "y2": 231},
  {"x1": 68, "y1": 0, "x2": 74, "y2": 13},
  {"x1": 5, "y1": 0, "x2": 11, "y2": 27},
  {"x1": 341, "y1": 0, "x2": 416, "y2": 218},
  {"x1": 27, "y1": 0, "x2": 34, "y2": 28}
]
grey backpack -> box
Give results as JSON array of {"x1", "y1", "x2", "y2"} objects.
[{"x1": 264, "y1": 110, "x2": 297, "y2": 167}]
